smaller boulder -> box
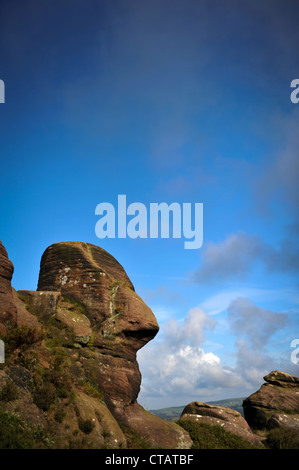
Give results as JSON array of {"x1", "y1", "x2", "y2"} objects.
[
  {"x1": 243, "y1": 370, "x2": 299, "y2": 431},
  {"x1": 180, "y1": 401, "x2": 262, "y2": 446}
]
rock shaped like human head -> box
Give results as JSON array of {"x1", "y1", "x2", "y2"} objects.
[{"x1": 37, "y1": 242, "x2": 159, "y2": 417}]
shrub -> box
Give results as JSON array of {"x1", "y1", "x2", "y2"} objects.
[
  {"x1": 33, "y1": 383, "x2": 57, "y2": 411},
  {"x1": 78, "y1": 418, "x2": 95, "y2": 434},
  {"x1": 177, "y1": 419, "x2": 262, "y2": 449},
  {"x1": 54, "y1": 407, "x2": 66, "y2": 423},
  {"x1": 4, "y1": 326, "x2": 43, "y2": 355},
  {"x1": 266, "y1": 427, "x2": 299, "y2": 449},
  {"x1": 78, "y1": 380, "x2": 104, "y2": 400},
  {"x1": 0, "y1": 407, "x2": 52, "y2": 449},
  {"x1": 0, "y1": 381, "x2": 19, "y2": 402},
  {"x1": 119, "y1": 423, "x2": 152, "y2": 449}
]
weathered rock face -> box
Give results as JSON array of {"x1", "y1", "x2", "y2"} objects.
[
  {"x1": 37, "y1": 242, "x2": 158, "y2": 361},
  {"x1": 243, "y1": 370, "x2": 299, "y2": 431},
  {"x1": 180, "y1": 401, "x2": 262, "y2": 446},
  {"x1": 0, "y1": 241, "x2": 17, "y2": 332},
  {"x1": 125, "y1": 402, "x2": 193, "y2": 449},
  {"x1": 34, "y1": 242, "x2": 159, "y2": 418},
  {"x1": 0, "y1": 241, "x2": 192, "y2": 449}
]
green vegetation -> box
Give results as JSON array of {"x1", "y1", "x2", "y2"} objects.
[
  {"x1": 78, "y1": 418, "x2": 95, "y2": 434},
  {"x1": 33, "y1": 383, "x2": 56, "y2": 411},
  {"x1": 177, "y1": 419, "x2": 262, "y2": 449},
  {"x1": 17, "y1": 292, "x2": 36, "y2": 316},
  {"x1": 4, "y1": 325, "x2": 43, "y2": 356},
  {"x1": 0, "y1": 407, "x2": 53, "y2": 449},
  {"x1": 266, "y1": 427, "x2": 299, "y2": 449},
  {"x1": 33, "y1": 349, "x2": 73, "y2": 411},
  {"x1": 78, "y1": 379, "x2": 104, "y2": 401},
  {"x1": 60, "y1": 296, "x2": 87, "y2": 316},
  {"x1": 119, "y1": 423, "x2": 152, "y2": 449},
  {"x1": 0, "y1": 380, "x2": 19, "y2": 402},
  {"x1": 54, "y1": 406, "x2": 66, "y2": 423}
]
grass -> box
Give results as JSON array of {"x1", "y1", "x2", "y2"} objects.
[
  {"x1": 78, "y1": 379, "x2": 104, "y2": 401},
  {"x1": 0, "y1": 380, "x2": 19, "y2": 402},
  {"x1": 60, "y1": 296, "x2": 87, "y2": 316},
  {"x1": 177, "y1": 419, "x2": 263, "y2": 449},
  {"x1": 3, "y1": 326, "x2": 43, "y2": 356},
  {"x1": 32, "y1": 348, "x2": 73, "y2": 410},
  {"x1": 119, "y1": 423, "x2": 152, "y2": 449},
  {"x1": 266, "y1": 427, "x2": 299, "y2": 449},
  {"x1": 0, "y1": 407, "x2": 53, "y2": 449}
]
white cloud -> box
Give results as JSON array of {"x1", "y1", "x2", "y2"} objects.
[
  {"x1": 138, "y1": 305, "x2": 246, "y2": 407},
  {"x1": 137, "y1": 296, "x2": 291, "y2": 409}
]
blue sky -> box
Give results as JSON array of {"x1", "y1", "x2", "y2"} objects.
[{"x1": 0, "y1": 0, "x2": 298, "y2": 409}]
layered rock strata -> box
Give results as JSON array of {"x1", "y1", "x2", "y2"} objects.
[
  {"x1": 243, "y1": 370, "x2": 299, "y2": 431},
  {"x1": 180, "y1": 400, "x2": 262, "y2": 446},
  {"x1": 0, "y1": 241, "x2": 192, "y2": 449}
]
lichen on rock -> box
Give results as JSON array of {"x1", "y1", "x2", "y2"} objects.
[{"x1": 0, "y1": 240, "x2": 192, "y2": 449}]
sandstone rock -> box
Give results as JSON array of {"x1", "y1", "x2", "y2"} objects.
[
  {"x1": 12, "y1": 289, "x2": 42, "y2": 330},
  {"x1": 124, "y1": 402, "x2": 193, "y2": 449},
  {"x1": 0, "y1": 241, "x2": 17, "y2": 332},
  {"x1": 36, "y1": 242, "x2": 158, "y2": 355},
  {"x1": 33, "y1": 242, "x2": 159, "y2": 418},
  {"x1": 0, "y1": 368, "x2": 47, "y2": 427},
  {"x1": 0, "y1": 240, "x2": 190, "y2": 449},
  {"x1": 17, "y1": 290, "x2": 60, "y2": 323},
  {"x1": 54, "y1": 297, "x2": 92, "y2": 346},
  {"x1": 243, "y1": 370, "x2": 299, "y2": 431},
  {"x1": 264, "y1": 370, "x2": 299, "y2": 388},
  {"x1": 180, "y1": 401, "x2": 262, "y2": 446},
  {"x1": 268, "y1": 412, "x2": 299, "y2": 431},
  {"x1": 72, "y1": 390, "x2": 126, "y2": 449}
]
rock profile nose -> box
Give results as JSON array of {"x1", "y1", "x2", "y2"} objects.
[{"x1": 37, "y1": 241, "x2": 159, "y2": 358}]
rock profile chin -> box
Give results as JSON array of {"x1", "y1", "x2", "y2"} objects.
[{"x1": 0, "y1": 240, "x2": 192, "y2": 449}]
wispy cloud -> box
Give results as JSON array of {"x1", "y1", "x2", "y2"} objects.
[
  {"x1": 227, "y1": 297, "x2": 288, "y2": 349},
  {"x1": 256, "y1": 110, "x2": 299, "y2": 214},
  {"x1": 192, "y1": 231, "x2": 299, "y2": 284},
  {"x1": 200, "y1": 287, "x2": 299, "y2": 315}
]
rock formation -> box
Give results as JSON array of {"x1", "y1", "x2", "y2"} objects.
[
  {"x1": 0, "y1": 241, "x2": 192, "y2": 449},
  {"x1": 243, "y1": 370, "x2": 299, "y2": 432},
  {"x1": 180, "y1": 401, "x2": 262, "y2": 446},
  {"x1": 0, "y1": 241, "x2": 17, "y2": 333}
]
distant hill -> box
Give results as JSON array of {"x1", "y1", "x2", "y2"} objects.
[{"x1": 150, "y1": 397, "x2": 246, "y2": 421}]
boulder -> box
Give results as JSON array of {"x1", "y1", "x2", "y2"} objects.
[
  {"x1": 243, "y1": 370, "x2": 299, "y2": 431},
  {"x1": 0, "y1": 240, "x2": 192, "y2": 449},
  {"x1": 180, "y1": 401, "x2": 262, "y2": 446},
  {"x1": 0, "y1": 241, "x2": 17, "y2": 332},
  {"x1": 33, "y1": 242, "x2": 159, "y2": 416},
  {"x1": 125, "y1": 402, "x2": 193, "y2": 449}
]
